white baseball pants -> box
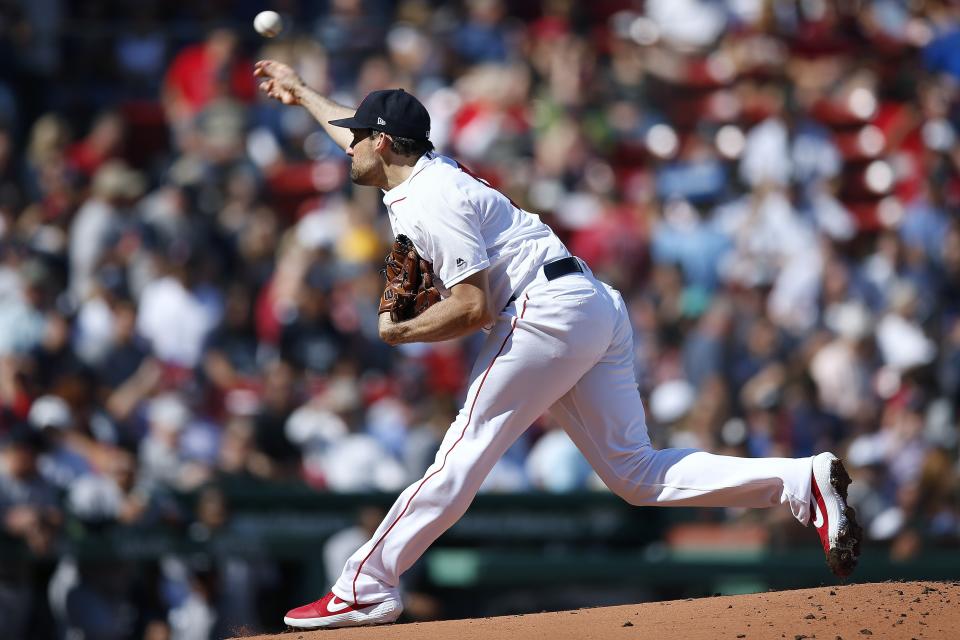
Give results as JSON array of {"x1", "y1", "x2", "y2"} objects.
[{"x1": 333, "y1": 265, "x2": 813, "y2": 605}]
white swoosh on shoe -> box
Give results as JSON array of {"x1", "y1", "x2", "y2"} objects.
[{"x1": 327, "y1": 597, "x2": 353, "y2": 613}]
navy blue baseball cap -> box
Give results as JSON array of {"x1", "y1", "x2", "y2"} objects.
[{"x1": 329, "y1": 89, "x2": 431, "y2": 141}]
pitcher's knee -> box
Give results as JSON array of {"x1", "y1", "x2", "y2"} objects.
[
  {"x1": 602, "y1": 449, "x2": 660, "y2": 505},
  {"x1": 600, "y1": 473, "x2": 657, "y2": 506}
]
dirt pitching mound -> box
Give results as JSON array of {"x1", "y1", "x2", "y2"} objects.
[{"x1": 238, "y1": 581, "x2": 959, "y2": 640}]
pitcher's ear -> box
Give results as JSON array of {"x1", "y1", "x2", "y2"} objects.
[{"x1": 374, "y1": 132, "x2": 393, "y2": 153}]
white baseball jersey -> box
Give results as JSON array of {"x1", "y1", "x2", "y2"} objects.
[
  {"x1": 381, "y1": 152, "x2": 569, "y2": 311},
  {"x1": 331, "y1": 150, "x2": 818, "y2": 609}
]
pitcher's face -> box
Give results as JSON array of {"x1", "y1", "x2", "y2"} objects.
[{"x1": 347, "y1": 129, "x2": 382, "y2": 186}]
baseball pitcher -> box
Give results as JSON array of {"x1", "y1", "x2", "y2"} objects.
[{"x1": 254, "y1": 60, "x2": 862, "y2": 630}]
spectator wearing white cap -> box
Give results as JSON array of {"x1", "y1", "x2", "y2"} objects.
[
  {"x1": 138, "y1": 393, "x2": 192, "y2": 491},
  {"x1": 876, "y1": 281, "x2": 936, "y2": 373},
  {"x1": 68, "y1": 160, "x2": 146, "y2": 304},
  {"x1": 810, "y1": 301, "x2": 875, "y2": 421},
  {"x1": 28, "y1": 395, "x2": 91, "y2": 492},
  {"x1": 649, "y1": 378, "x2": 698, "y2": 449}
]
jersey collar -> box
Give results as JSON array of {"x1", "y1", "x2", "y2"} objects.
[{"x1": 382, "y1": 151, "x2": 436, "y2": 206}]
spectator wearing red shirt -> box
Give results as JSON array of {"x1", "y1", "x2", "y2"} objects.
[
  {"x1": 66, "y1": 111, "x2": 125, "y2": 179},
  {"x1": 162, "y1": 29, "x2": 256, "y2": 128}
]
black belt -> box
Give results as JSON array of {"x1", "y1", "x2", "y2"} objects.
[
  {"x1": 543, "y1": 256, "x2": 583, "y2": 281},
  {"x1": 505, "y1": 257, "x2": 583, "y2": 307}
]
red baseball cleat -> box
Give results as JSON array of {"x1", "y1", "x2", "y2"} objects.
[
  {"x1": 283, "y1": 591, "x2": 402, "y2": 629},
  {"x1": 810, "y1": 452, "x2": 863, "y2": 578}
]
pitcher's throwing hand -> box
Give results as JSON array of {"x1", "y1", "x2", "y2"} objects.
[{"x1": 254, "y1": 60, "x2": 303, "y2": 105}]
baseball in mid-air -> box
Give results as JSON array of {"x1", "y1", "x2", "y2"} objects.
[{"x1": 254, "y1": 11, "x2": 283, "y2": 38}]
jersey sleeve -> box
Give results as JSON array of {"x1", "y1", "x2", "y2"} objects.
[{"x1": 419, "y1": 184, "x2": 490, "y2": 288}]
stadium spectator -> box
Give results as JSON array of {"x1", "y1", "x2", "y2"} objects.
[
  {"x1": 162, "y1": 28, "x2": 256, "y2": 128},
  {"x1": 0, "y1": 424, "x2": 61, "y2": 639}
]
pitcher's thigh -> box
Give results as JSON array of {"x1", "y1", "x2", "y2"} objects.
[{"x1": 549, "y1": 354, "x2": 652, "y2": 487}]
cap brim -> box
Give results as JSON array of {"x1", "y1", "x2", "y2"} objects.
[{"x1": 328, "y1": 116, "x2": 370, "y2": 130}]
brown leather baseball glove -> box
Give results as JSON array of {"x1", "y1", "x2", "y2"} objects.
[{"x1": 379, "y1": 235, "x2": 441, "y2": 322}]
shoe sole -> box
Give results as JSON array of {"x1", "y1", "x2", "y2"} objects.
[
  {"x1": 283, "y1": 600, "x2": 402, "y2": 630},
  {"x1": 285, "y1": 618, "x2": 397, "y2": 631},
  {"x1": 826, "y1": 458, "x2": 863, "y2": 578}
]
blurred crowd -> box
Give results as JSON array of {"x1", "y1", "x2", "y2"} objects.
[{"x1": 2, "y1": 0, "x2": 960, "y2": 637}]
